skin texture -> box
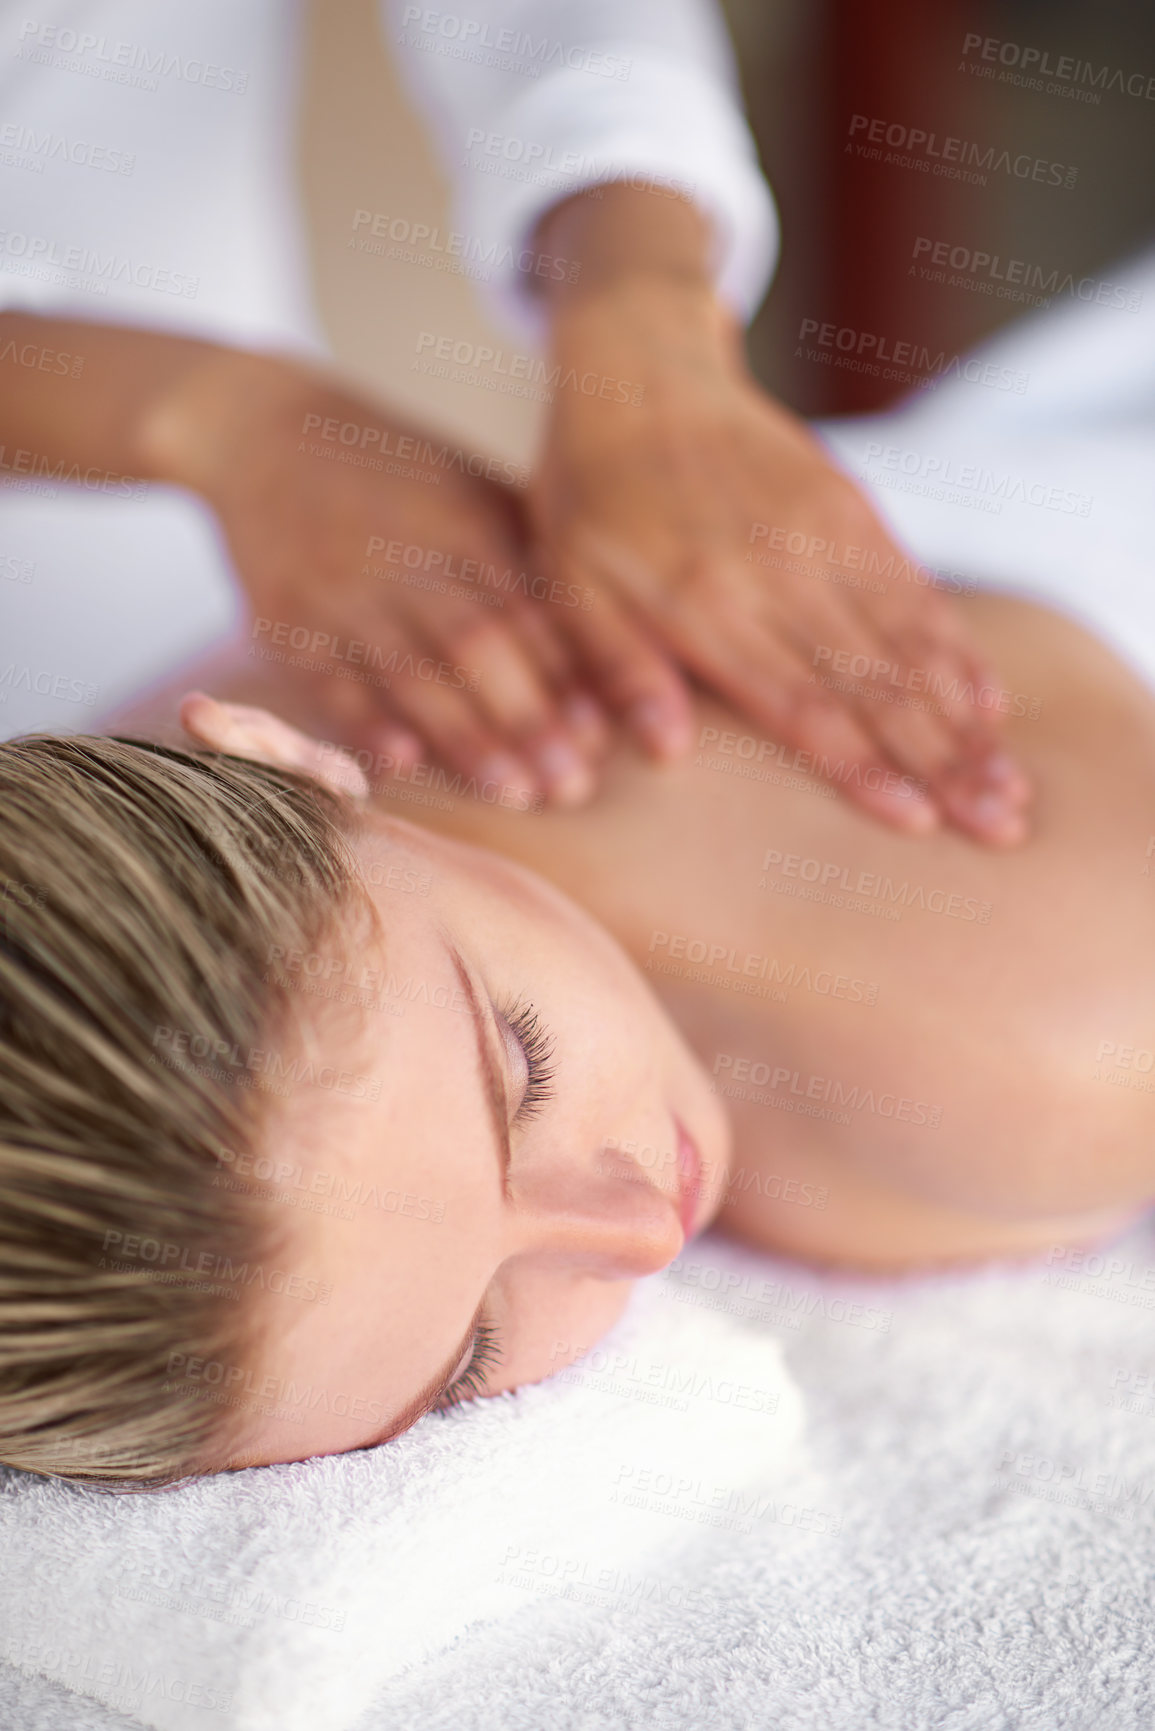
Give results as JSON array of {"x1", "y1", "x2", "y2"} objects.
[{"x1": 156, "y1": 588, "x2": 1155, "y2": 1467}]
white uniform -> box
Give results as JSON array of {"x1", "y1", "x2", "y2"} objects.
[
  {"x1": 382, "y1": 0, "x2": 776, "y2": 337},
  {"x1": 0, "y1": 0, "x2": 775, "y2": 736}
]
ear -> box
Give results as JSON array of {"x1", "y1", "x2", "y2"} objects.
[{"x1": 178, "y1": 693, "x2": 370, "y2": 801}]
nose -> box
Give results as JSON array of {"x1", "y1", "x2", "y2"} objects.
[{"x1": 506, "y1": 1131, "x2": 683, "y2": 1279}]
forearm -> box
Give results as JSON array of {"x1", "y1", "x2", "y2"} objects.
[{"x1": 0, "y1": 313, "x2": 289, "y2": 487}]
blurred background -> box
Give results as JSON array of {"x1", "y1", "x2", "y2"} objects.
[{"x1": 300, "y1": 0, "x2": 1155, "y2": 459}]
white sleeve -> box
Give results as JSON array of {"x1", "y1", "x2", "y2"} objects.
[
  {"x1": 0, "y1": 1, "x2": 322, "y2": 353},
  {"x1": 382, "y1": 0, "x2": 778, "y2": 340}
]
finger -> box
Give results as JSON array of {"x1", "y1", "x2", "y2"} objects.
[
  {"x1": 268, "y1": 656, "x2": 427, "y2": 778},
  {"x1": 870, "y1": 597, "x2": 1000, "y2": 737},
  {"x1": 553, "y1": 584, "x2": 696, "y2": 761},
  {"x1": 766, "y1": 586, "x2": 992, "y2": 799},
  {"x1": 330, "y1": 706, "x2": 427, "y2": 781},
  {"x1": 742, "y1": 552, "x2": 1034, "y2": 843},
  {"x1": 657, "y1": 602, "x2": 941, "y2": 832},
  {"x1": 500, "y1": 593, "x2": 615, "y2": 761},
  {"x1": 784, "y1": 598, "x2": 1031, "y2": 845},
  {"x1": 375, "y1": 671, "x2": 543, "y2": 813},
  {"x1": 368, "y1": 653, "x2": 541, "y2": 810},
  {"x1": 241, "y1": 598, "x2": 546, "y2": 809},
  {"x1": 402, "y1": 597, "x2": 599, "y2": 806},
  {"x1": 848, "y1": 602, "x2": 1033, "y2": 842},
  {"x1": 497, "y1": 589, "x2": 579, "y2": 687},
  {"x1": 294, "y1": 605, "x2": 541, "y2": 807},
  {"x1": 904, "y1": 641, "x2": 1033, "y2": 847},
  {"x1": 848, "y1": 673, "x2": 1031, "y2": 848},
  {"x1": 557, "y1": 685, "x2": 616, "y2": 761},
  {"x1": 847, "y1": 566, "x2": 1027, "y2": 777},
  {"x1": 778, "y1": 492, "x2": 1009, "y2": 753}
]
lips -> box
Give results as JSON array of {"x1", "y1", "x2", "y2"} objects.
[{"x1": 674, "y1": 1117, "x2": 703, "y2": 1239}]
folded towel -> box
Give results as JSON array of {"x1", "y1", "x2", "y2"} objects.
[{"x1": 0, "y1": 1265, "x2": 805, "y2": 1731}]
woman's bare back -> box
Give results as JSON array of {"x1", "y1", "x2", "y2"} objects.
[{"x1": 119, "y1": 593, "x2": 1155, "y2": 1269}]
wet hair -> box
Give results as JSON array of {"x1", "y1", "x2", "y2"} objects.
[{"x1": 0, "y1": 733, "x2": 359, "y2": 1487}]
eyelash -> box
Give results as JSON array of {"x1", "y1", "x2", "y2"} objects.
[
  {"x1": 433, "y1": 996, "x2": 554, "y2": 1416},
  {"x1": 501, "y1": 998, "x2": 557, "y2": 1124},
  {"x1": 435, "y1": 1322, "x2": 502, "y2": 1413}
]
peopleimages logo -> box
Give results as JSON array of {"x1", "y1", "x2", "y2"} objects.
[
  {"x1": 399, "y1": 8, "x2": 632, "y2": 80},
  {"x1": 151, "y1": 1024, "x2": 382, "y2": 1102},
  {"x1": 413, "y1": 330, "x2": 645, "y2": 405},
  {"x1": 811, "y1": 643, "x2": 1042, "y2": 718},
  {"x1": 0, "y1": 121, "x2": 134, "y2": 174},
  {"x1": 0, "y1": 663, "x2": 98, "y2": 705},
  {"x1": 646, "y1": 930, "x2": 879, "y2": 1006},
  {"x1": 759, "y1": 848, "x2": 993, "y2": 924},
  {"x1": 846, "y1": 113, "x2": 1078, "y2": 188},
  {"x1": 911, "y1": 238, "x2": 1142, "y2": 311},
  {"x1": 16, "y1": 19, "x2": 249, "y2": 92},
  {"x1": 960, "y1": 33, "x2": 1155, "y2": 103},
  {"x1": 860, "y1": 442, "x2": 1092, "y2": 518},
  {"x1": 798, "y1": 318, "x2": 1029, "y2": 394},
  {"x1": 712, "y1": 1053, "x2": 942, "y2": 1127},
  {"x1": 0, "y1": 228, "x2": 198, "y2": 297},
  {"x1": 350, "y1": 208, "x2": 580, "y2": 284}
]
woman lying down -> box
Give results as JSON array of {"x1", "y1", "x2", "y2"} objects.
[{"x1": 2, "y1": 590, "x2": 1154, "y2": 1487}]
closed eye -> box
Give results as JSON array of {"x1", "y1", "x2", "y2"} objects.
[
  {"x1": 434, "y1": 1321, "x2": 503, "y2": 1413},
  {"x1": 433, "y1": 999, "x2": 553, "y2": 1413},
  {"x1": 498, "y1": 998, "x2": 556, "y2": 1125}
]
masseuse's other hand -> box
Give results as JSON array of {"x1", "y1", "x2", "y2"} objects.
[
  {"x1": 144, "y1": 350, "x2": 654, "y2": 808},
  {"x1": 531, "y1": 187, "x2": 1032, "y2": 845}
]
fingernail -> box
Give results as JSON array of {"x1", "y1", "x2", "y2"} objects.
[
  {"x1": 533, "y1": 738, "x2": 596, "y2": 806},
  {"x1": 979, "y1": 751, "x2": 1031, "y2": 805},
  {"x1": 479, "y1": 753, "x2": 537, "y2": 798},
  {"x1": 895, "y1": 796, "x2": 939, "y2": 834},
  {"x1": 563, "y1": 692, "x2": 604, "y2": 733},
  {"x1": 562, "y1": 692, "x2": 612, "y2": 756},
  {"x1": 970, "y1": 791, "x2": 1028, "y2": 840},
  {"x1": 980, "y1": 751, "x2": 1018, "y2": 786},
  {"x1": 628, "y1": 697, "x2": 691, "y2": 758}
]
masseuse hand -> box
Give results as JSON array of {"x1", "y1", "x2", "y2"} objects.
[
  {"x1": 531, "y1": 185, "x2": 1032, "y2": 845},
  {"x1": 142, "y1": 347, "x2": 654, "y2": 807},
  {"x1": 0, "y1": 312, "x2": 685, "y2": 808}
]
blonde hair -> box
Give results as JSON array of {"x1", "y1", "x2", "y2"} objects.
[{"x1": 0, "y1": 733, "x2": 358, "y2": 1487}]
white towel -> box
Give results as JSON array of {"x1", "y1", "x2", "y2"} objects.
[
  {"x1": 5, "y1": 1223, "x2": 1155, "y2": 1729},
  {"x1": 0, "y1": 1265, "x2": 805, "y2": 1731}
]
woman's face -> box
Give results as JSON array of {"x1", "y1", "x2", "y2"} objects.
[{"x1": 221, "y1": 806, "x2": 731, "y2": 1467}]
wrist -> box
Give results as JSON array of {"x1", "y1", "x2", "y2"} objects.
[
  {"x1": 137, "y1": 347, "x2": 315, "y2": 499},
  {"x1": 549, "y1": 270, "x2": 744, "y2": 382},
  {"x1": 0, "y1": 315, "x2": 259, "y2": 487},
  {"x1": 537, "y1": 182, "x2": 715, "y2": 304}
]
